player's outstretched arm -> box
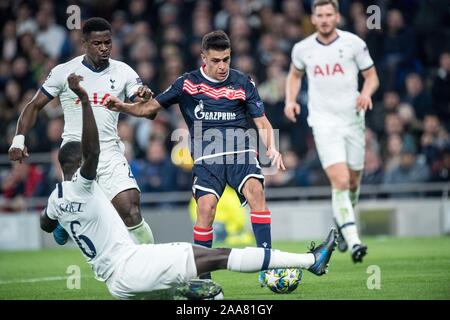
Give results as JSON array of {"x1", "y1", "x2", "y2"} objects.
[
  {"x1": 67, "y1": 73, "x2": 100, "y2": 180},
  {"x1": 284, "y1": 64, "x2": 304, "y2": 123},
  {"x1": 104, "y1": 95, "x2": 162, "y2": 119},
  {"x1": 8, "y1": 91, "x2": 51, "y2": 163},
  {"x1": 253, "y1": 115, "x2": 286, "y2": 171}
]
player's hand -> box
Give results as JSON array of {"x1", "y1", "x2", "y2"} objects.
[
  {"x1": 8, "y1": 146, "x2": 29, "y2": 163},
  {"x1": 356, "y1": 94, "x2": 372, "y2": 112},
  {"x1": 284, "y1": 102, "x2": 301, "y2": 123},
  {"x1": 104, "y1": 95, "x2": 123, "y2": 111},
  {"x1": 135, "y1": 85, "x2": 154, "y2": 102},
  {"x1": 67, "y1": 73, "x2": 87, "y2": 98},
  {"x1": 266, "y1": 148, "x2": 286, "y2": 171}
]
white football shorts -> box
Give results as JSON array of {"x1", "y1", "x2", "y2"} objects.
[
  {"x1": 96, "y1": 140, "x2": 140, "y2": 200},
  {"x1": 106, "y1": 242, "x2": 197, "y2": 300},
  {"x1": 312, "y1": 123, "x2": 365, "y2": 171}
]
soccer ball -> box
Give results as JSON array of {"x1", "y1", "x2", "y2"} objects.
[{"x1": 263, "y1": 268, "x2": 302, "y2": 294}]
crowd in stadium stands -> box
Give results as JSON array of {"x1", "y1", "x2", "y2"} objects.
[{"x1": 1, "y1": 0, "x2": 449, "y2": 210}]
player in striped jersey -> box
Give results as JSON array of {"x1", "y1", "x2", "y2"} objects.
[{"x1": 105, "y1": 30, "x2": 284, "y2": 283}]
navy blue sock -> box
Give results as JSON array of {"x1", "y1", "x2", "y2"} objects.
[{"x1": 250, "y1": 211, "x2": 272, "y2": 249}]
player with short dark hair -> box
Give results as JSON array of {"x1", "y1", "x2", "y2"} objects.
[
  {"x1": 82, "y1": 16, "x2": 112, "y2": 35},
  {"x1": 285, "y1": 0, "x2": 380, "y2": 262},
  {"x1": 40, "y1": 74, "x2": 337, "y2": 300},
  {"x1": 9, "y1": 17, "x2": 154, "y2": 245},
  {"x1": 105, "y1": 30, "x2": 285, "y2": 283}
]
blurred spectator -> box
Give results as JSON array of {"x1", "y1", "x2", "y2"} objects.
[
  {"x1": 1, "y1": 20, "x2": 17, "y2": 62},
  {"x1": 420, "y1": 114, "x2": 450, "y2": 166},
  {"x1": 362, "y1": 148, "x2": 384, "y2": 185},
  {"x1": 431, "y1": 52, "x2": 450, "y2": 129},
  {"x1": 402, "y1": 73, "x2": 433, "y2": 120},
  {"x1": 383, "y1": 143, "x2": 430, "y2": 186},
  {"x1": 12, "y1": 56, "x2": 36, "y2": 92},
  {"x1": 131, "y1": 138, "x2": 177, "y2": 194},
  {"x1": 128, "y1": 0, "x2": 150, "y2": 23},
  {"x1": 368, "y1": 90, "x2": 400, "y2": 137},
  {"x1": 34, "y1": 9, "x2": 67, "y2": 59},
  {"x1": 383, "y1": 133, "x2": 403, "y2": 173},
  {"x1": 414, "y1": 0, "x2": 450, "y2": 66},
  {"x1": 136, "y1": 60, "x2": 157, "y2": 90},
  {"x1": 431, "y1": 145, "x2": 450, "y2": 182},
  {"x1": 380, "y1": 9, "x2": 417, "y2": 90},
  {"x1": 215, "y1": 0, "x2": 242, "y2": 30},
  {"x1": 397, "y1": 102, "x2": 422, "y2": 138},
  {"x1": 1, "y1": 162, "x2": 44, "y2": 211}
]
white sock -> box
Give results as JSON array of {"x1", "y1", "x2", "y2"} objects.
[
  {"x1": 128, "y1": 220, "x2": 154, "y2": 244},
  {"x1": 332, "y1": 189, "x2": 361, "y2": 249},
  {"x1": 226, "y1": 247, "x2": 315, "y2": 272},
  {"x1": 349, "y1": 186, "x2": 360, "y2": 208}
]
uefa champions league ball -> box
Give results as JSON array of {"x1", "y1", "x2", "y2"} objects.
[{"x1": 263, "y1": 268, "x2": 302, "y2": 294}]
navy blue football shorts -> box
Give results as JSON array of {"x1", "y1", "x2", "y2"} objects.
[{"x1": 192, "y1": 152, "x2": 265, "y2": 206}]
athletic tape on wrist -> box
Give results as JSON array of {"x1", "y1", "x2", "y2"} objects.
[{"x1": 10, "y1": 135, "x2": 25, "y2": 150}]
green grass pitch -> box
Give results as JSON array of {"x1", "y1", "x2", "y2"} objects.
[{"x1": 1, "y1": 236, "x2": 449, "y2": 300}]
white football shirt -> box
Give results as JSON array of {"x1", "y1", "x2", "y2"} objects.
[
  {"x1": 46, "y1": 169, "x2": 138, "y2": 281},
  {"x1": 291, "y1": 29, "x2": 374, "y2": 127},
  {"x1": 41, "y1": 55, "x2": 142, "y2": 146}
]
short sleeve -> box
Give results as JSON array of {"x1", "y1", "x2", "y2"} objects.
[
  {"x1": 70, "y1": 169, "x2": 94, "y2": 198},
  {"x1": 155, "y1": 76, "x2": 184, "y2": 108},
  {"x1": 124, "y1": 65, "x2": 144, "y2": 101},
  {"x1": 41, "y1": 65, "x2": 64, "y2": 99},
  {"x1": 291, "y1": 43, "x2": 306, "y2": 71},
  {"x1": 245, "y1": 76, "x2": 265, "y2": 118},
  {"x1": 353, "y1": 37, "x2": 374, "y2": 71}
]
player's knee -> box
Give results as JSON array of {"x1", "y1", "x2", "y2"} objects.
[
  {"x1": 113, "y1": 192, "x2": 142, "y2": 227},
  {"x1": 244, "y1": 182, "x2": 266, "y2": 210},
  {"x1": 331, "y1": 175, "x2": 350, "y2": 190},
  {"x1": 243, "y1": 180, "x2": 264, "y2": 202},
  {"x1": 197, "y1": 197, "x2": 216, "y2": 225}
]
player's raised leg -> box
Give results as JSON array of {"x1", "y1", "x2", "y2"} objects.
[
  {"x1": 325, "y1": 162, "x2": 366, "y2": 262},
  {"x1": 192, "y1": 228, "x2": 338, "y2": 276},
  {"x1": 112, "y1": 189, "x2": 154, "y2": 244}
]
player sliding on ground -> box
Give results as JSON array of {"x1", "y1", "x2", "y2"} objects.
[{"x1": 40, "y1": 74, "x2": 338, "y2": 300}]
